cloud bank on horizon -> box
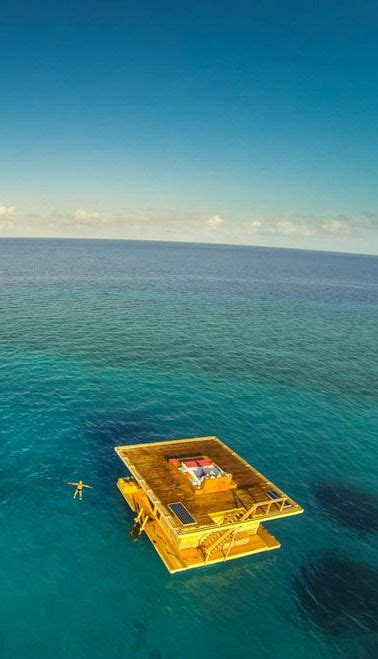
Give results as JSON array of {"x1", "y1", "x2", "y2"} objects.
[{"x1": 0, "y1": 202, "x2": 377, "y2": 253}]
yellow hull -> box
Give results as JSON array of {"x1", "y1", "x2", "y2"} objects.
[
  {"x1": 144, "y1": 518, "x2": 281, "y2": 573},
  {"x1": 117, "y1": 476, "x2": 281, "y2": 573}
]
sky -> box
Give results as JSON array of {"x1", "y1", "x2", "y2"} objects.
[{"x1": 0, "y1": 0, "x2": 378, "y2": 253}]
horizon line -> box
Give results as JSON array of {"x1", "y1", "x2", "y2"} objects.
[{"x1": 0, "y1": 235, "x2": 377, "y2": 258}]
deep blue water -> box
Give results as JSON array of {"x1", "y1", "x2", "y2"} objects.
[{"x1": 1, "y1": 239, "x2": 377, "y2": 659}]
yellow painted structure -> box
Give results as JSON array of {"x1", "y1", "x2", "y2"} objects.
[{"x1": 115, "y1": 436, "x2": 303, "y2": 573}]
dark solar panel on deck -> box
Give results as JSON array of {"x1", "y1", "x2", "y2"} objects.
[
  {"x1": 266, "y1": 489, "x2": 280, "y2": 499},
  {"x1": 168, "y1": 502, "x2": 196, "y2": 525}
]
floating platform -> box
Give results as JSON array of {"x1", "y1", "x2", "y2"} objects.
[{"x1": 115, "y1": 436, "x2": 303, "y2": 573}]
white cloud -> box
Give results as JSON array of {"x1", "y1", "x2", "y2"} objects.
[
  {"x1": 74, "y1": 208, "x2": 99, "y2": 220},
  {"x1": 208, "y1": 214, "x2": 224, "y2": 228},
  {"x1": 320, "y1": 219, "x2": 349, "y2": 234},
  {"x1": 276, "y1": 220, "x2": 314, "y2": 237},
  {"x1": 74, "y1": 208, "x2": 107, "y2": 223},
  {"x1": 249, "y1": 220, "x2": 264, "y2": 233},
  {"x1": 0, "y1": 204, "x2": 16, "y2": 217}
]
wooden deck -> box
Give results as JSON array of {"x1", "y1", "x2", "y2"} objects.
[
  {"x1": 144, "y1": 518, "x2": 281, "y2": 573},
  {"x1": 115, "y1": 436, "x2": 302, "y2": 531}
]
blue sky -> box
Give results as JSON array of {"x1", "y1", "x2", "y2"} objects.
[{"x1": 1, "y1": 1, "x2": 377, "y2": 252}]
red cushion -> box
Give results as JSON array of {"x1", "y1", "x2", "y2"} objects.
[{"x1": 183, "y1": 460, "x2": 198, "y2": 468}]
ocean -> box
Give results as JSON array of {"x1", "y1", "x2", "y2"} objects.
[{"x1": 0, "y1": 238, "x2": 377, "y2": 658}]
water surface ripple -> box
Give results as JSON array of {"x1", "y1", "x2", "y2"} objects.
[{"x1": 1, "y1": 239, "x2": 377, "y2": 659}]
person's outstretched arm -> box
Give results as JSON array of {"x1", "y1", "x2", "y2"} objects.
[{"x1": 82, "y1": 484, "x2": 92, "y2": 488}]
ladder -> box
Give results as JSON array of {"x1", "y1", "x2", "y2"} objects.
[{"x1": 131, "y1": 507, "x2": 150, "y2": 539}]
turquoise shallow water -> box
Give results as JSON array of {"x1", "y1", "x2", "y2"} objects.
[{"x1": 1, "y1": 239, "x2": 377, "y2": 658}]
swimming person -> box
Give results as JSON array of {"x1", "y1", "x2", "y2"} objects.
[{"x1": 68, "y1": 480, "x2": 92, "y2": 500}]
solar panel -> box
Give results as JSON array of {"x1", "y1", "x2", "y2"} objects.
[
  {"x1": 266, "y1": 489, "x2": 280, "y2": 500},
  {"x1": 168, "y1": 502, "x2": 196, "y2": 525}
]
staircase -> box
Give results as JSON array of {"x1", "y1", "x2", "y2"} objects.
[
  {"x1": 200, "y1": 510, "x2": 245, "y2": 561},
  {"x1": 200, "y1": 487, "x2": 293, "y2": 562}
]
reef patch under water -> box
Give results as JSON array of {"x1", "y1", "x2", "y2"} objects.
[
  {"x1": 294, "y1": 552, "x2": 378, "y2": 636},
  {"x1": 313, "y1": 482, "x2": 378, "y2": 534}
]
